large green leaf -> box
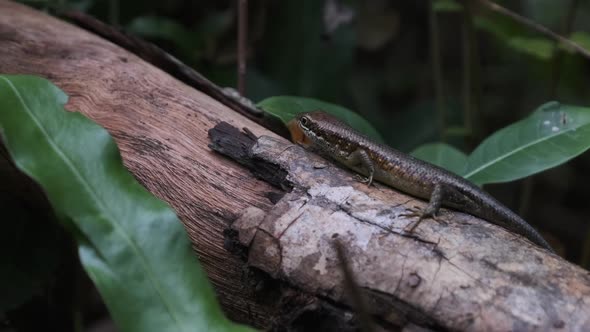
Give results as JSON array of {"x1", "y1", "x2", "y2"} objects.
[
  {"x1": 464, "y1": 102, "x2": 590, "y2": 185},
  {"x1": 0, "y1": 75, "x2": 253, "y2": 332},
  {"x1": 258, "y1": 95, "x2": 384, "y2": 142},
  {"x1": 411, "y1": 143, "x2": 468, "y2": 176}
]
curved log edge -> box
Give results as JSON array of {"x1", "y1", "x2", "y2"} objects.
[{"x1": 209, "y1": 122, "x2": 590, "y2": 331}]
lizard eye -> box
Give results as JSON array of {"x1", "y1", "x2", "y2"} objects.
[{"x1": 299, "y1": 116, "x2": 310, "y2": 127}]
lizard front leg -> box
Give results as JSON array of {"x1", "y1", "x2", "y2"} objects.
[
  {"x1": 403, "y1": 182, "x2": 445, "y2": 232},
  {"x1": 345, "y1": 149, "x2": 375, "y2": 186}
]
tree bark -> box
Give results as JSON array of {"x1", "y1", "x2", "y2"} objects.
[{"x1": 1, "y1": 1, "x2": 590, "y2": 331}]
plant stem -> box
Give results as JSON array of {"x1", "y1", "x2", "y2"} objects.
[
  {"x1": 430, "y1": 0, "x2": 445, "y2": 141},
  {"x1": 551, "y1": 0, "x2": 580, "y2": 97},
  {"x1": 462, "y1": 1, "x2": 480, "y2": 143},
  {"x1": 237, "y1": 0, "x2": 248, "y2": 96}
]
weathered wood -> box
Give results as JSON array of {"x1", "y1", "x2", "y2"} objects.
[{"x1": 210, "y1": 122, "x2": 590, "y2": 331}]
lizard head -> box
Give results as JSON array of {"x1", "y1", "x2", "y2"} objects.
[{"x1": 287, "y1": 110, "x2": 334, "y2": 148}]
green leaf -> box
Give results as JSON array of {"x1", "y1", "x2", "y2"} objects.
[
  {"x1": 506, "y1": 37, "x2": 555, "y2": 60},
  {"x1": 0, "y1": 75, "x2": 254, "y2": 332},
  {"x1": 258, "y1": 95, "x2": 384, "y2": 142},
  {"x1": 464, "y1": 101, "x2": 590, "y2": 185},
  {"x1": 433, "y1": 0, "x2": 463, "y2": 12},
  {"x1": 475, "y1": 16, "x2": 555, "y2": 60},
  {"x1": 565, "y1": 31, "x2": 590, "y2": 54},
  {"x1": 411, "y1": 143, "x2": 468, "y2": 176}
]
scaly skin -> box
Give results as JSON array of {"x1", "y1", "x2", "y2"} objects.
[{"x1": 287, "y1": 111, "x2": 554, "y2": 252}]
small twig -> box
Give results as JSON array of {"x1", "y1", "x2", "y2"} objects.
[
  {"x1": 429, "y1": 0, "x2": 446, "y2": 141},
  {"x1": 478, "y1": 0, "x2": 590, "y2": 60},
  {"x1": 237, "y1": 0, "x2": 248, "y2": 96}
]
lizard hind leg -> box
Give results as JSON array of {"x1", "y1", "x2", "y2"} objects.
[{"x1": 402, "y1": 183, "x2": 445, "y2": 233}]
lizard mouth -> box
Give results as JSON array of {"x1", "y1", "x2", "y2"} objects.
[{"x1": 287, "y1": 119, "x2": 312, "y2": 147}]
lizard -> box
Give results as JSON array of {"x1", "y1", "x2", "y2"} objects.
[{"x1": 286, "y1": 110, "x2": 554, "y2": 252}]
